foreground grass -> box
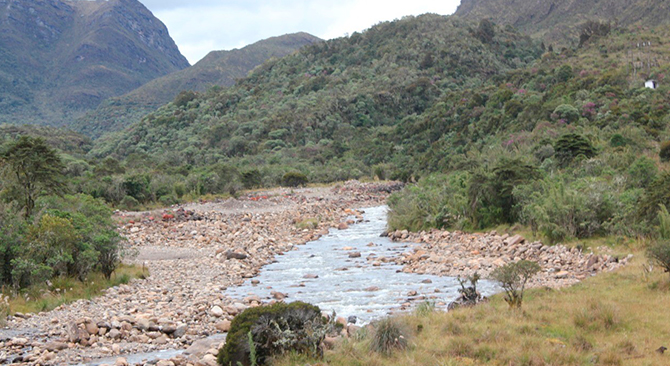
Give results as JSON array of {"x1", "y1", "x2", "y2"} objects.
[
  {"x1": 278, "y1": 252, "x2": 670, "y2": 366},
  {"x1": 1, "y1": 265, "x2": 147, "y2": 317}
]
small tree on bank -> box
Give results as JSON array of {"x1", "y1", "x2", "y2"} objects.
[{"x1": 492, "y1": 260, "x2": 541, "y2": 308}]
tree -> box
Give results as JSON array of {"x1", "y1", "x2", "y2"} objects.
[
  {"x1": 1, "y1": 136, "x2": 65, "y2": 218},
  {"x1": 491, "y1": 260, "x2": 541, "y2": 308}
]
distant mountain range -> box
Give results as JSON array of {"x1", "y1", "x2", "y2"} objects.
[
  {"x1": 0, "y1": 0, "x2": 189, "y2": 127},
  {"x1": 456, "y1": 0, "x2": 670, "y2": 45},
  {"x1": 75, "y1": 32, "x2": 322, "y2": 138}
]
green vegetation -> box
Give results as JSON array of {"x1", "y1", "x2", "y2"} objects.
[
  {"x1": 387, "y1": 23, "x2": 670, "y2": 243},
  {"x1": 0, "y1": 137, "x2": 127, "y2": 292},
  {"x1": 491, "y1": 260, "x2": 541, "y2": 308},
  {"x1": 90, "y1": 14, "x2": 540, "y2": 189},
  {"x1": 217, "y1": 302, "x2": 330, "y2": 366}
]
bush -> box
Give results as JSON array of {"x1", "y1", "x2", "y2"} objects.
[
  {"x1": 647, "y1": 241, "x2": 670, "y2": 275},
  {"x1": 370, "y1": 318, "x2": 407, "y2": 356},
  {"x1": 627, "y1": 157, "x2": 657, "y2": 189},
  {"x1": 387, "y1": 173, "x2": 469, "y2": 231},
  {"x1": 217, "y1": 302, "x2": 329, "y2": 366},
  {"x1": 639, "y1": 172, "x2": 670, "y2": 222},
  {"x1": 491, "y1": 260, "x2": 541, "y2": 308},
  {"x1": 120, "y1": 195, "x2": 140, "y2": 211},
  {"x1": 609, "y1": 134, "x2": 627, "y2": 148},
  {"x1": 242, "y1": 169, "x2": 263, "y2": 189},
  {"x1": 553, "y1": 104, "x2": 580, "y2": 123},
  {"x1": 281, "y1": 172, "x2": 308, "y2": 187},
  {"x1": 660, "y1": 141, "x2": 670, "y2": 162},
  {"x1": 554, "y1": 133, "x2": 596, "y2": 167}
]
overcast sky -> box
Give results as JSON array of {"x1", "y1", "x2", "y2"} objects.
[{"x1": 141, "y1": 0, "x2": 462, "y2": 65}]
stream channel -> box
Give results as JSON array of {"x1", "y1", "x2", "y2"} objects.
[{"x1": 84, "y1": 205, "x2": 499, "y2": 365}]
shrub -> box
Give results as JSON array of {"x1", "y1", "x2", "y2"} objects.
[
  {"x1": 217, "y1": 302, "x2": 328, "y2": 366},
  {"x1": 627, "y1": 157, "x2": 658, "y2": 189},
  {"x1": 491, "y1": 260, "x2": 541, "y2": 308},
  {"x1": 609, "y1": 134, "x2": 627, "y2": 148},
  {"x1": 554, "y1": 133, "x2": 596, "y2": 167},
  {"x1": 281, "y1": 172, "x2": 308, "y2": 187},
  {"x1": 638, "y1": 172, "x2": 670, "y2": 221},
  {"x1": 660, "y1": 141, "x2": 670, "y2": 162},
  {"x1": 120, "y1": 195, "x2": 140, "y2": 211},
  {"x1": 370, "y1": 318, "x2": 407, "y2": 356},
  {"x1": 553, "y1": 104, "x2": 580, "y2": 123},
  {"x1": 241, "y1": 169, "x2": 263, "y2": 189},
  {"x1": 173, "y1": 90, "x2": 198, "y2": 108},
  {"x1": 647, "y1": 241, "x2": 670, "y2": 275}
]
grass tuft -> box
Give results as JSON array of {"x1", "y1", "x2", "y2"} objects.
[{"x1": 370, "y1": 318, "x2": 407, "y2": 356}]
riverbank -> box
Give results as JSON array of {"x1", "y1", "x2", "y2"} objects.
[
  {"x1": 276, "y1": 251, "x2": 669, "y2": 366},
  {"x1": 387, "y1": 229, "x2": 630, "y2": 288},
  {"x1": 0, "y1": 181, "x2": 394, "y2": 365}
]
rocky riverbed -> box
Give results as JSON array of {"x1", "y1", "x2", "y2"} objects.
[
  {"x1": 0, "y1": 180, "x2": 630, "y2": 366},
  {"x1": 388, "y1": 229, "x2": 631, "y2": 288},
  {"x1": 0, "y1": 182, "x2": 396, "y2": 366}
]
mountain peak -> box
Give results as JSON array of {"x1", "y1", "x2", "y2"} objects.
[{"x1": 0, "y1": 0, "x2": 188, "y2": 127}]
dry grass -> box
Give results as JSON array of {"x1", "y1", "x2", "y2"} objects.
[
  {"x1": 1, "y1": 265, "x2": 146, "y2": 315},
  {"x1": 277, "y1": 251, "x2": 670, "y2": 366}
]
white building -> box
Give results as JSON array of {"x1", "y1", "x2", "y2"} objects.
[{"x1": 645, "y1": 80, "x2": 657, "y2": 89}]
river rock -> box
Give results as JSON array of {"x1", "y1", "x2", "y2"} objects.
[
  {"x1": 226, "y1": 251, "x2": 248, "y2": 260},
  {"x1": 348, "y1": 252, "x2": 362, "y2": 258},
  {"x1": 210, "y1": 306, "x2": 224, "y2": 318},
  {"x1": 337, "y1": 223, "x2": 349, "y2": 230},
  {"x1": 215, "y1": 320, "x2": 231, "y2": 332}
]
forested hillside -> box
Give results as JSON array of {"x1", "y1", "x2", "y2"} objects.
[
  {"x1": 75, "y1": 32, "x2": 322, "y2": 138},
  {"x1": 455, "y1": 0, "x2": 670, "y2": 46},
  {"x1": 91, "y1": 14, "x2": 540, "y2": 182},
  {"x1": 0, "y1": 0, "x2": 189, "y2": 128}
]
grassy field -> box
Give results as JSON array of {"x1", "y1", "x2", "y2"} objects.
[
  {"x1": 277, "y1": 247, "x2": 670, "y2": 366},
  {"x1": 0, "y1": 265, "x2": 147, "y2": 323}
]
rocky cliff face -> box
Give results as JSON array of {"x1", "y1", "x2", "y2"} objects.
[
  {"x1": 455, "y1": 0, "x2": 670, "y2": 45},
  {"x1": 0, "y1": 0, "x2": 189, "y2": 127}
]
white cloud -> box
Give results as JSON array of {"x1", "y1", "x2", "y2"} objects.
[{"x1": 145, "y1": 0, "x2": 462, "y2": 64}]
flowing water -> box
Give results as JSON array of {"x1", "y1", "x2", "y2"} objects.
[
  {"x1": 81, "y1": 205, "x2": 498, "y2": 364},
  {"x1": 226, "y1": 206, "x2": 499, "y2": 324}
]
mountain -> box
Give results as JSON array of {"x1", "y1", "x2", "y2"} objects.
[
  {"x1": 90, "y1": 14, "x2": 542, "y2": 178},
  {"x1": 455, "y1": 0, "x2": 670, "y2": 45},
  {"x1": 0, "y1": 0, "x2": 189, "y2": 128},
  {"x1": 75, "y1": 32, "x2": 323, "y2": 138}
]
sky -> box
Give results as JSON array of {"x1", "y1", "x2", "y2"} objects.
[{"x1": 141, "y1": 0, "x2": 462, "y2": 65}]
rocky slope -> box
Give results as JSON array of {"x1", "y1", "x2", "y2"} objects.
[
  {"x1": 0, "y1": 0, "x2": 189, "y2": 128},
  {"x1": 455, "y1": 0, "x2": 670, "y2": 45},
  {"x1": 75, "y1": 32, "x2": 322, "y2": 138}
]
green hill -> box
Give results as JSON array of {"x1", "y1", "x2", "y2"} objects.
[
  {"x1": 0, "y1": 0, "x2": 189, "y2": 128},
  {"x1": 455, "y1": 0, "x2": 670, "y2": 46},
  {"x1": 75, "y1": 32, "x2": 322, "y2": 138},
  {"x1": 90, "y1": 14, "x2": 541, "y2": 180}
]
